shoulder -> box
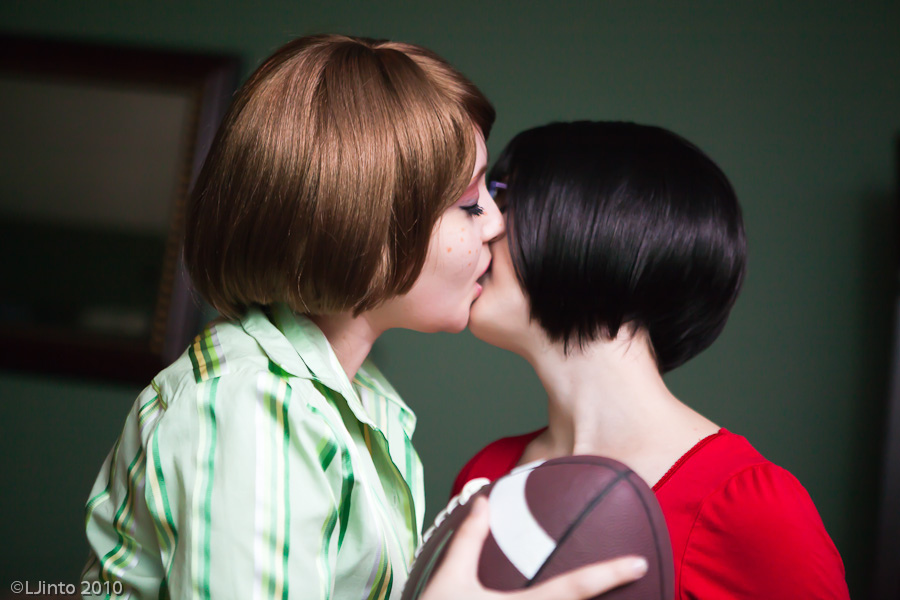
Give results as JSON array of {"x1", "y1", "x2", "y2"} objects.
[
  {"x1": 147, "y1": 319, "x2": 344, "y2": 451},
  {"x1": 680, "y1": 433, "x2": 831, "y2": 538},
  {"x1": 152, "y1": 318, "x2": 323, "y2": 406},
  {"x1": 451, "y1": 428, "x2": 545, "y2": 497},
  {"x1": 678, "y1": 437, "x2": 848, "y2": 598},
  {"x1": 693, "y1": 461, "x2": 832, "y2": 545},
  {"x1": 145, "y1": 318, "x2": 264, "y2": 403},
  {"x1": 133, "y1": 326, "x2": 351, "y2": 513}
]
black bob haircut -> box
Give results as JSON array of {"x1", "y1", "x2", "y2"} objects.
[{"x1": 489, "y1": 121, "x2": 746, "y2": 372}]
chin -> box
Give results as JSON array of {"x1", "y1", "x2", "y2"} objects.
[
  {"x1": 470, "y1": 324, "x2": 511, "y2": 351},
  {"x1": 468, "y1": 302, "x2": 490, "y2": 335},
  {"x1": 423, "y1": 310, "x2": 470, "y2": 335},
  {"x1": 469, "y1": 310, "x2": 526, "y2": 355},
  {"x1": 440, "y1": 316, "x2": 468, "y2": 334},
  {"x1": 468, "y1": 311, "x2": 499, "y2": 343}
]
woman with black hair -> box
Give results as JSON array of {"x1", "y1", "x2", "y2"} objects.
[{"x1": 456, "y1": 121, "x2": 849, "y2": 599}]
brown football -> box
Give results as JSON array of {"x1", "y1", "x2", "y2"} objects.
[{"x1": 402, "y1": 456, "x2": 673, "y2": 600}]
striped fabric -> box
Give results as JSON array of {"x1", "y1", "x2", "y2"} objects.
[{"x1": 83, "y1": 306, "x2": 424, "y2": 600}]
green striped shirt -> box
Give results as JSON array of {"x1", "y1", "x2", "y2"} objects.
[{"x1": 82, "y1": 305, "x2": 425, "y2": 600}]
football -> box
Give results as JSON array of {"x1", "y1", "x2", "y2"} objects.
[{"x1": 402, "y1": 456, "x2": 673, "y2": 600}]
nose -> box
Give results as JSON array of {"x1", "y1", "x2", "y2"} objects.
[{"x1": 481, "y1": 192, "x2": 506, "y2": 243}]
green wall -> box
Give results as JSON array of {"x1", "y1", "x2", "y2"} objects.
[{"x1": 2, "y1": 1, "x2": 898, "y2": 596}]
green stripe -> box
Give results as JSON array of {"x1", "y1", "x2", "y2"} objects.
[
  {"x1": 190, "y1": 378, "x2": 219, "y2": 598},
  {"x1": 85, "y1": 421, "x2": 127, "y2": 527},
  {"x1": 318, "y1": 507, "x2": 338, "y2": 600},
  {"x1": 265, "y1": 378, "x2": 277, "y2": 600},
  {"x1": 316, "y1": 382, "x2": 414, "y2": 567},
  {"x1": 402, "y1": 435, "x2": 418, "y2": 549},
  {"x1": 337, "y1": 442, "x2": 354, "y2": 549},
  {"x1": 84, "y1": 490, "x2": 110, "y2": 528},
  {"x1": 100, "y1": 448, "x2": 145, "y2": 578},
  {"x1": 280, "y1": 382, "x2": 292, "y2": 600},
  {"x1": 201, "y1": 378, "x2": 219, "y2": 598},
  {"x1": 198, "y1": 330, "x2": 216, "y2": 381},
  {"x1": 311, "y1": 379, "x2": 414, "y2": 596},
  {"x1": 393, "y1": 459, "x2": 417, "y2": 555},
  {"x1": 151, "y1": 380, "x2": 166, "y2": 408},
  {"x1": 139, "y1": 395, "x2": 161, "y2": 427},
  {"x1": 363, "y1": 417, "x2": 417, "y2": 559},
  {"x1": 308, "y1": 400, "x2": 355, "y2": 599},
  {"x1": 139, "y1": 394, "x2": 158, "y2": 415},
  {"x1": 355, "y1": 371, "x2": 386, "y2": 398},
  {"x1": 255, "y1": 376, "x2": 271, "y2": 600},
  {"x1": 366, "y1": 547, "x2": 388, "y2": 600},
  {"x1": 383, "y1": 400, "x2": 418, "y2": 552},
  {"x1": 268, "y1": 359, "x2": 291, "y2": 379},
  {"x1": 189, "y1": 325, "x2": 228, "y2": 381},
  {"x1": 313, "y1": 383, "x2": 355, "y2": 550},
  {"x1": 258, "y1": 374, "x2": 292, "y2": 600},
  {"x1": 203, "y1": 326, "x2": 229, "y2": 378},
  {"x1": 356, "y1": 383, "x2": 419, "y2": 553},
  {"x1": 148, "y1": 430, "x2": 178, "y2": 556},
  {"x1": 317, "y1": 437, "x2": 338, "y2": 471},
  {"x1": 188, "y1": 335, "x2": 201, "y2": 378},
  {"x1": 203, "y1": 328, "x2": 223, "y2": 374},
  {"x1": 404, "y1": 435, "x2": 413, "y2": 491}
]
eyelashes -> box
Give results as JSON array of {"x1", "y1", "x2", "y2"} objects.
[{"x1": 462, "y1": 203, "x2": 485, "y2": 217}]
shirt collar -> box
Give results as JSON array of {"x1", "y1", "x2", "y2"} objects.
[
  {"x1": 240, "y1": 304, "x2": 415, "y2": 433},
  {"x1": 354, "y1": 358, "x2": 417, "y2": 439}
]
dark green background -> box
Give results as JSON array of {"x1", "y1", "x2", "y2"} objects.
[{"x1": 2, "y1": 1, "x2": 898, "y2": 597}]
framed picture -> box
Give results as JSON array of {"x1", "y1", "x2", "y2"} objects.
[{"x1": 0, "y1": 36, "x2": 239, "y2": 383}]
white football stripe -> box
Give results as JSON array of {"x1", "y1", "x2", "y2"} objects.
[{"x1": 489, "y1": 461, "x2": 555, "y2": 580}]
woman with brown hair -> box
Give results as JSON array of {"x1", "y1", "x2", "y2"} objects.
[{"x1": 81, "y1": 36, "x2": 647, "y2": 600}]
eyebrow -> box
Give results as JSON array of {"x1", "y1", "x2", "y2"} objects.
[{"x1": 468, "y1": 165, "x2": 488, "y2": 188}]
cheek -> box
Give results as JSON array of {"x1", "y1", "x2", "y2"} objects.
[
  {"x1": 438, "y1": 225, "x2": 481, "y2": 279},
  {"x1": 483, "y1": 246, "x2": 528, "y2": 314}
]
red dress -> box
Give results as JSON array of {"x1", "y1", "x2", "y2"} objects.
[{"x1": 452, "y1": 429, "x2": 849, "y2": 600}]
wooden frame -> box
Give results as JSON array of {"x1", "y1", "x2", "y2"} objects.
[{"x1": 0, "y1": 36, "x2": 239, "y2": 383}]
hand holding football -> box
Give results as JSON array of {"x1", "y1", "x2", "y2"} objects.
[{"x1": 402, "y1": 456, "x2": 673, "y2": 600}]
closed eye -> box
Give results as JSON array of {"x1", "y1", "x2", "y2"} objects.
[{"x1": 463, "y1": 203, "x2": 485, "y2": 217}]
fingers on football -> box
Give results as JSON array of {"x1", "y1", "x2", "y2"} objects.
[
  {"x1": 423, "y1": 496, "x2": 648, "y2": 600},
  {"x1": 514, "y1": 556, "x2": 649, "y2": 600},
  {"x1": 440, "y1": 496, "x2": 490, "y2": 579}
]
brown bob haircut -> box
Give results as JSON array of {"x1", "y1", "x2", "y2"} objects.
[{"x1": 184, "y1": 34, "x2": 494, "y2": 318}]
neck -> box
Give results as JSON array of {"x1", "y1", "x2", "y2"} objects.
[
  {"x1": 309, "y1": 312, "x2": 384, "y2": 381},
  {"x1": 521, "y1": 329, "x2": 716, "y2": 464}
]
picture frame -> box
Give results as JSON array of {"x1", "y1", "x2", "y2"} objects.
[{"x1": 0, "y1": 35, "x2": 239, "y2": 383}]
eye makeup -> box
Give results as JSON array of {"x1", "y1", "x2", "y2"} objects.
[{"x1": 462, "y1": 202, "x2": 485, "y2": 216}]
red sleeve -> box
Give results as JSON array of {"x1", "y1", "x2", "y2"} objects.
[
  {"x1": 450, "y1": 429, "x2": 545, "y2": 498},
  {"x1": 680, "y1": 463, "x2": 849, "y2": 600}
]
